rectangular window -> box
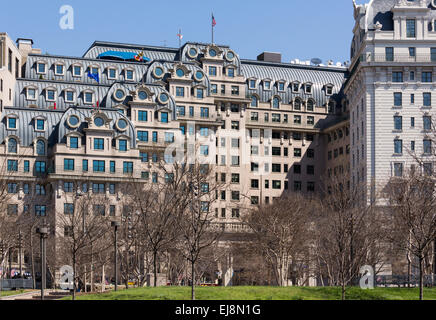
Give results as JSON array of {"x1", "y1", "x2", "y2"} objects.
[
  {"x1": 126, "y1": 70, "x2": 134, "y2": 80},
  {"x1": 165, "y1": 132, "x2": 175, "y2": 143},
  {"x1": 36, "y1": 119, "x2": 45, "y2": 130},
  {"x1": 119, "y1": 140, "x2": 127, "y2": 151},
  {"x1": 200, "y1": 107, "x2": 209, "y2": 118},
  {"x1": 392, "y1": 72, "x2": 403, "y2": 83},
  {"x1": 231, "y1": 173, "x2": 240, "y2": 184},
  {"x1": 138, "y1": 131, "x2": 149, "y2": 142},
  {"x1": 35, "y1": 205, "x2": 47, "y2": 217},
  {"x1": 64, "y1": 203, "x2": 74, "y2": 215},
  {"x1": 35, "y1": 161, "x2": 46, "y2": 173},
  {"x1": 394, "y1": 139, "x2": 403, "y2": 154},
  {"x1": 23, "y1": 160, "x2": 30, "y2": 172},
  {"x1": 424, "y1": 139, "x2": 432, "y2": 154},
  {"x1": 8, "y1": 183, "x2": 18, "y2": 194},
  {"x1": 177, "y1": 106, "x2": 185, "y2": 116},
  {"x1": 409, "y1": 47, "x2": 416, "y2": 58},
  {"x1": 109, "y1": 205, "x2": 116, "y2": 217},
  {"x1": 423, "y1": 93, "x2": 431, "y2": 107},
  {"x1": 424, "y1": 116, "x2": 432, "y2": 130},
  {"x1": 431, "y1": 48, "x2": 436, "y2": 62},
  {"x1": 386, "y1": 47, "x2": 394, "y2": 61},
  {"x1": 227, "y1": 68, "x2": 235, "y2": 77},
  {"x1": 110, "y1": 161, "x2": 116, "y2": 173},
  {"x1": 394, "y1": 93, "x2": 402, "y2": 106},
  {"x1": 231, "y1": 121, "x2": 240, "y2": 130},
  {"x1": 109, "y1": 184, "x2": 116, "y2": 195},
  {"x1": 406, "y1": 19, "x2": 416, "y2": 38},
  {"x1": 109, "y1": 68, "x2": 117, "y2": 79},
  {"x1": 93, "y1": 183, "x2": 105, "y2": 194},
  {"x1": 7, "y1": 204, "x2": 18, "y2": 216},
  {"x1": 294, "y1": 148, "x2": 302, "y2": 157},
  {"x1": 209, "y1": 66, "x2": 217, "y2": 76},
  {"x1": 196, "y1": 88, "x2": 204, "y2": 99},
  {"x1": 70, "y1": 137, "x2": 79, "y2": 149},
  {"x1": 64, "y1": 182, "x2": 74, "y2": 193},
  {"x1": 93, "y1": 138, "x2": 104, "y2": 150},
  {"x1": 93, "y1": 160, "x2": 105, "y2": 172},
  {"x1": 161, "y1": 112, "x2": 169, "y2": 123},
  {"x1": 64, "y1": 159, "x2": 75, "y2": 171},
  {"x1": 138, "y1": 111, "x2": 148, "y2": 121},
  {"x1": 422, "y1": 72, "x2": 432, "y2": 82},
  {"x1": 231, "y1": 86, "x2": 239, "y2": 95},
  {"x1": 272, "y1": 181, "x2": 282, "y2": 190},
  {"x1": 176, "y1": 87, "x2": 185, "y2": 97},
  {"x1": 123, "y1": 162, "x2": 133, "y2": 173},
  {"x1": 7, "y1": 160, "x2": 18, "y2": 172},
  {"x1": 394, "y1": 116, "x2": 402, "y2": 130}
]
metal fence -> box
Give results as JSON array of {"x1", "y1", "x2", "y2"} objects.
[{"x1": 0, "y1": 279, "x2": 33, "y2": 289}]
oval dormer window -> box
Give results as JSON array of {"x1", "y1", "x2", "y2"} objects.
[
  {"x1": 188, "y1": 48, "x2": 198, "y2": 58},
  {"x1": 68, "y1": 115, "x2": 80, "y2": 128},
  {"x1": 116, "y1": 119, "x2": 128, "y2": 131},
  {"x1": 209, "y1": 49, "x2": 217, "y2": 57},
  {"x1": 114, "y1": 89, "x2": 125, "y2": 101},
  {"x1": 176, "y1": 68, "x2": 185, "y2": 77},
  {"x1": 138, "y1": 91, "x2": 148, "y2": 100},
  {"x1": 153, "y1": 66, "x2": 164, "y2": 79},
  {"x1": 195, "y1": 71, "x2": 204, "y2": 81},
  {"x1": 226, "y1": 51, "x2": 235, "y2": 61},
  {"x1": 94, "y1": 117, "x2": 105, "y2": 127},
  {"x1": 159, "y1": 93, "x2": 169, "y2": 104}
]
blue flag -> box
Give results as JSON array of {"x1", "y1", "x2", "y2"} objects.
[{"x1": 87, "y1": 71, "x2": 99, "y2": 83}]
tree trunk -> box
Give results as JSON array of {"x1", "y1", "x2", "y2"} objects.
[
  {"x1": 341, "y1": 282, "x2": 346, "y2": 301},
  {"x1": 191, "y1": 261, "x2": 195, "y2": 301},
  {"x1": 101, "y1": 264, "x2": 105, "y2": 293},
  {"x1": 419, "y1": 255, "x2": 424, "y2": 300},
  {"x1": 153, "y1": 250, "x2": 158, "y2": 287},
  {"x1": 125, "y1": 251, "x2": 129, "y2": 290},
  {"x1": 30, "y1": 229, "x2": 36, "y2": 289}
]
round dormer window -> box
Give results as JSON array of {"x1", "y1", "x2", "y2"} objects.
[
  {"x1": 226, "y1": 51, "x2": 235, "y2": 61},
  {"x1": 194, "y1": 70, "x2": 204, "y2": 81},
  {"x1": 188, "y1": 47, "x2": 198, "y2": 58},
  {"x1": 209, "y1": 49, "x2": 217, "y2": 57},
  {"x1": 94, "y1": 117, "x2": 105, "y2": 127},
  {"x1": 114, "y1": 89, "x2": 125, "y2": 101},
  {"x1": 67, "y1": 115, "x2": 80, "y2": 128},
  {"x1": 176, "y1": 68, "x2": 185, "y2": 77},
  {"x1": 153, "y1": 66, "x2": 164, "y2": 79},
  {"x1": 138, "y1": 91, "x2": 148, "y2": 100},
  {"x1": 158, "y1": 93, "x2": 169, "y2": 104},
  {"x1": 116, "y1": 118, "x2": 128, "y2": 131}
]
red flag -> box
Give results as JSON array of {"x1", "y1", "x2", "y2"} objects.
[
  {"x1": 54, "y1": 102, "x2": 56, "y2": 110},
  {"x1": 212, "y1": 15, "x2": 216, "y2": 27},
  {"x1": 97, "y1": 100, "x2": 99, "y2": 108}
]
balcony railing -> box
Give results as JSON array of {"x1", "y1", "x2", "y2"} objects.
[
  {"x1": 246, "y1": 117, "x2": 317, "y2": 130},
  {"x1": 361, "y1": 53, "x2": 436, "y2": 63},
  {"x1": 208, "y1": 222, "x2": 253, "y2": 234}
]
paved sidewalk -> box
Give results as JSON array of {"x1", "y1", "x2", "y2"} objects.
[{"x1": 0, "y1": 289, "x2": 60, "y2": 300}]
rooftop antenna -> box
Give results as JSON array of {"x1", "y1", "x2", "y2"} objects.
[{"x1": 177, "y1": 29, "x2": 183, "y2": 61}]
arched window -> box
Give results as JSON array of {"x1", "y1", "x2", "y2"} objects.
[
  {"x1": 272, "y1": 97, "x2": 280, "y2": 109},
  {"x1": 251, "y1": 96, "x2": 258, "y2": 107},
  {"x1": 36, "y1": 140, "x2": 45, "y2": 156},
  {"x1": 307, "y1": 99, "x2": 314, "y2": 112},
  {"x1": 294, "y1": 98, "x2": 301, "y2": 111},
  {"x1": 8, "y1": 138, "x2": 17, "y2": 153}
]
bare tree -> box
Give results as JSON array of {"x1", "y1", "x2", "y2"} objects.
[
  {"x1": 313, "y1": 172, "x2": 387, "y2": 300},
  {"x1": 172, "y1": 161, "x2": 223, "y2": 300},
  {"x1": 56, "y1": 190, "x2": 111, "y2": 300},
  {"x1": 385, "y1": 170, "x2": 436, "y2": 300},
  {"x1": 244, "y1": 194, "x2": 312, "y2": 287}
]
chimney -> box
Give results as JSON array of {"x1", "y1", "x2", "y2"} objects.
[
  {"x1": 16, "y1": 38, "x2": 41, "y2": 65},
  {"x1": 257, "y1": 52, "x2": 282, "y2": 63}
]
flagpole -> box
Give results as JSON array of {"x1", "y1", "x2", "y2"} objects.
[{"x1": 211, "y1": 13, "x2": 214, "y2": 45}]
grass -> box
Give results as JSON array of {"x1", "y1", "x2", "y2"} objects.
[
  {"x1": 61, "y1": 286, "x2": 436, "y2": 300},
  {"x1": 0, "y1": 289, "x2": 34, "y2": 298}
]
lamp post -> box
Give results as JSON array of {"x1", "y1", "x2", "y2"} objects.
[
  {"x1": 0, "y1": 241, "x2": 5, "y2": 294},
  {"x1": 36, "y1": 223, "x2": 49, "y2": 300},
  {"x1": 111, "y1": 221, "x2": 120, "y2": 291},
  {"x1": 17, "y1": 231, "x2": 23, "y2": 279}
]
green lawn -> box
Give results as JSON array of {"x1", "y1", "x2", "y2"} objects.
[{"x1": 61, "y1": 286, "x2": 436, "y2": 300}]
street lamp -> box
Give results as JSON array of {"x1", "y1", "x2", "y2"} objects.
[
  {"x1": 17, "y1": 231, "x2": 23, "y2": 279},
  {"x1": 0, "y1": 241, "x2": 5, "y2": 294},
  {"x1": 111, "y1": 221, "x2": 120, "y2": 291},
  {"x1": 36, "y1": 223, "x2": 49, "y2": 300}
]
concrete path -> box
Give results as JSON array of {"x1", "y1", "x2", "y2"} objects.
[{"x1": 0, "y1": 289, "x2": 64, "y2": 300}]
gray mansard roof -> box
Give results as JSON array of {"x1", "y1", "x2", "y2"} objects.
[
  {"x1": 1, "y1": 108, "x2": 63, "y2": 146},
  {"x1": 1, "y1": 106, "x2": 137, "y2": 149},
  {"x1": 241, "y1": 60, "x2": 346, "y2": 107}
]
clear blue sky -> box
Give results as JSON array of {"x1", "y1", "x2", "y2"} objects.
[{"x1": 0, "y1": 0, "x2": 367, "y2": 63}]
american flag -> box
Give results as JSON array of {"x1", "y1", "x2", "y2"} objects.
[{"x1": 212, "y1": 15, "x2": 216, "y2": 27}]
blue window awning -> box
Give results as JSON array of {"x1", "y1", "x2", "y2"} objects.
[{"x1": 97, "y1": 51, "x2": 151, "y2": 62}]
